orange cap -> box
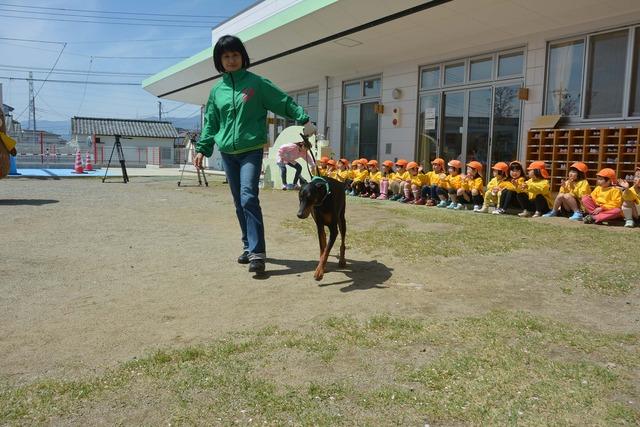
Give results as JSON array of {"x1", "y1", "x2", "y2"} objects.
[
  {"x1": 448, "y1": 159, "x2": 463, "y2": 169},
  {"x1": 351, "y1": 160, "x2": 359, "y2": 166},
  {"x1": 527, "y1": 161, "x2": 550, "y2": 178},
  {"x1": 596, "y1": 168, "x2": 617, "y2": 184},
  {"x1": 406, "y1": 161, "x2": 419, "y2": 170},
  {"x1": 431, "y1": 158, "x2": 445, "y2": 168},
  {"x1": 491, "y1": 162, "x2": 509, "y2": 174},
  {"x1": 395, "y1": 159, "x2": 408, "y2": 167},
  {"x1": 320, "y1": 156, "x2": 329, "y2": 163},
  {"x1": 367, "y1": 159, "x2": 378, "y2": 167},
  {"x1": 340, "y1": 158, "x2": 349, "y2": 165},
  {"x1": 467, "y1": 161, "x2": 483, "y2": 173},
  {"x1": 569, "y1": 161, "x2": 588, "y2": 174},
  {"x1": 358, "y1": 158, "x2": 368, "y2": 165},
  {"x1": 327, "y1": 159, "x2": 337, "y2": 166},
  {"x1": 382, "y1": 160, "x2": 394, "y2": 168}
]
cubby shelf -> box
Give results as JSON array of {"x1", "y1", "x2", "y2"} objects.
[{"x1": 527, "y1": 127, "x2": 640, "y2": 191}]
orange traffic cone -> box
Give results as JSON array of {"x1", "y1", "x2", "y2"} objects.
[
  {"x1": 74, "y1": 149, "x2": 84, "y2": 174},
  {"x1": 85, "y1": 151, "x2": 93, "y2": 171}
]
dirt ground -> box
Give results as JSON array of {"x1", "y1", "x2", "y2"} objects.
[{"x1": 1, "y1": 175, "x2": 638, "y2": 387}]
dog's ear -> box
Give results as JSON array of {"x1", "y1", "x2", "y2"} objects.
[{"x1": 299, "y1": 176, "x2": 308, "y2": 185}]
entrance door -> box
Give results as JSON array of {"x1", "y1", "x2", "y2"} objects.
[
  {"x1": 441, "y1": 91, "x2": 464, "y2": 162},
  {"x1": 342, "y1": 102, "x2": 379, "y2": 160},
  {"x1": 465, "y1": 87, "x2": 492, "y2": 173},
  {"x1": 490, "y1": 84, "x2": 522, "y2": 167}
]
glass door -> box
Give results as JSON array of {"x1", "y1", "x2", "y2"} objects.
[
  {"x1": 417, "y1": 93, "x2": 440, "y2": 166},
  {"x1": 490, "y1": 84, "x2": 522, "y2": 167},
  {"x1": 441, "y1": 91, "x2": 464, "y2": 162},
  {"x1": 466, "y1": 87, "x2": 492, "y2": 172},
  {"x1": 342, "y1": 103, "x2": 379, "y2": 160}
]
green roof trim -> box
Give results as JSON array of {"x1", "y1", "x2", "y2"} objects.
[{"x1": 142, "y1": 0, "x2": 338, "y2": 89}]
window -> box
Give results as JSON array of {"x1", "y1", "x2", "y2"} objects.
[
  {"x1": 631, "y1": 29, "x2": 640, "y2": 116},
  {"x1": 363, "y1": 78, "x2": 381, "y2": 97},
  {"x1": 421, "y1": 67, "x2": 440, "y2": 89},
  {"x1": 470, "y1": 57, "x2": 493, "y2": 81},
  {"x1": 545, "y1": 40, "x2": 585, "y2": 116},
  {"x1": 585, "y1": 30, "x2": 628, "y2": 119},
  {"x1": 498, "y1": 52, "x2": 524, "y2": 77},
  {"x1": 344, "y1": 82, "x2": 360, "y2": 100},
  {"x1": 444, "y1": 62, "x2": 465, "y2": 85}
]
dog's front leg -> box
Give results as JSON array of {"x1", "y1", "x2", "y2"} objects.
[
  {"x1": 314, "y1": 223, "x2": 327, "y2": 280},
  {"x1": 315, "y1": 224, "x2": 337, "y2": 281}
]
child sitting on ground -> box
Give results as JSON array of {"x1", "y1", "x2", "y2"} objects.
[
  {"x1": 377, "y1": 160, "x2": 395, "y2": 200},
  {"x1": 316, "y1": 156, "x2": 330, "y2": 176},
  {"x1": 390, "y1": 159, "x2": 409, "y2": 201},
  {"x1": 326, "y1": 159, "x2": 338, "y2": 180},
  {"x1": 276, "y1": 141, "x2": 315, "y2": 190},
  {"x1": 518, "y1": 161, "x2": 552, "y2": 217},
  {"x1": 581, "y1": 168, "x2": 622, "y2": 225},
  {"x1": 422, "y1": 158, "x2": 445, "y2": 206},
  {"x1": 350, "y1": 159, "x2": 369, "y2": 196},
  {"x1": 477, "y1": 162, "x2": 508, "y2": 213},
  {"x1": 437, "y1": 160, "x2": 463, "y2": 208},
  {"x1": 401, "y1": 161, "x2": 429, "y2": 204},
  {"x1": 618, "y1": 167, "x2": 640, "y2": 228},
  {"x1": 459, "y1": 161, "x2": 484, "y2": 211},
  {"x1": 493, "y1": 161, "x2": 526, "y2": 215},
  {"x1": 543, "y1": 162, "x2": 591, "y2": 220},
  {"x1": 363, "y1": 160, "x2": 381, "y2": 199}
]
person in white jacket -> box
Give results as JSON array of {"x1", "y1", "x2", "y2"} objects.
[{"x1": 276, "y1": 141, "x2": 315, "y2": 190}]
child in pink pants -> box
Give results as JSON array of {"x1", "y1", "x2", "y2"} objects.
[{"x1": 581, "y1": 168, "x2": 623, "y2": 224}]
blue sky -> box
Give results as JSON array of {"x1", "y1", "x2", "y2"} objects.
[{"x1": 0, "y1": 0, "x2": 256, "y2": 127}]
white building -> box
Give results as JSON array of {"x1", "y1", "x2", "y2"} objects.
[
  {"x1": 71, "y1": 117, "x2": 178, "y2": 167},
  {"x1": 143, "y1": 0, "x2": 640, "y2": 182}
]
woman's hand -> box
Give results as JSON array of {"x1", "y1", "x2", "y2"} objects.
[
  {"x1": 193, "y1": 152, "x2": 205, "y2": 169},
  {"x1": 592, "y1": 207, "x2": 603, "y2": 215}
]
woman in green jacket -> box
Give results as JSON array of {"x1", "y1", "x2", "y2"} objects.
[{"x1": 194, "y1": 35, "x2": 316, "y2": 275}]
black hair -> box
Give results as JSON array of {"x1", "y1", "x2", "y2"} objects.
[
  {"x1": 494, "y1": 169, "x2": 507, "y2": 178},
  {"x1": 213, "y1": 35, "x2": 250, "y2": 73},
  {"x1": 509, "y1": 162, "x2": 524, "y2": 173},
  {"x1": 532, "y1": 169, "x2": 543, "y2": 179},
  {"x1": 569, "y1": 167, "x2": 586, "y2": 181}
]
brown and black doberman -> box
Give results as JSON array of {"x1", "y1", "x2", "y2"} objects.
[{"x1": 297, "y1": 176, "x2": 346, "y2": 280}]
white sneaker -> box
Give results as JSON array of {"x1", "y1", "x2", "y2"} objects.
[
  {"x1": 532, "y1": 211, "x2": 542, "y2": 218},
  {"x1": 624, "y1": 219, "x2": 635, "y2": 228},
  {"x1": 518, "y1": 210, "x2": 531, "y2": 217},
  {"x1": 473, "y1": 205, "x2": 481, "y2": 212},
  {"x1": 492, "y1": 208, "x2": 504, "y2": 215},
  {"x1": 476, "y1": 206, "x2": 488, "y2": 213}
]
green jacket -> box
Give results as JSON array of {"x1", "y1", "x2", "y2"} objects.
[{"x1": 196, "y1": 68, "x2": 309, "y2": 156}]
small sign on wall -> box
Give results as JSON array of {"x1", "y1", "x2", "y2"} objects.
[{"x1": 423, "y1": 107, "x2": 436, "y2": 130}]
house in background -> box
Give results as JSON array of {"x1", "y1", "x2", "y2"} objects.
[
  {"x1": 2, "y1": 103, "x2": 23, "y2": 143},
  {"x1": 71, "y1": 117, "x2": 178, "y2": 167}
]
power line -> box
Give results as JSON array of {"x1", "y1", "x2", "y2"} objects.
[
  {"x1": 77, "y1": 57, "x2": 93, "y2": 115},
  {"x1": 1, "y1": 76, "x2": 140, "y2": 86},
  {"x1": 0, "y1": 36, "x2": 209, "y2": 45},
  {"x1": 92, "y1": 56, "x2": 188, "y2": 60},
  {"x1": 16, "y1": 43, "x2": 67, "y2": 121},
  {"x1": 0, "y1": 7, "x2": 224, "y2": 25},
  {"x1": 0, "y1": 64, "x2": 152, "y2": 77},
  {"x1": 0, "y1": 2, "x2": 230, "y2": 18},
  {"x1": 3, "y1": 13, "x2": 215, "y2": 28}
]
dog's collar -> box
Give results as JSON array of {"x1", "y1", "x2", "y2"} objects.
[{"x1": 311, "y1": 176, "x2": 331, "y2": 205}]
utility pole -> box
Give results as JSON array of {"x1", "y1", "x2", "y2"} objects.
[
  {"x1": 158, "y1": 101, "x2": 162, "y2": 121},
  {"x1": 28, "y1": 71, "x2": 36, "y2": 144}
]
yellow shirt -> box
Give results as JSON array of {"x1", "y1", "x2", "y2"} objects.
[
  {"x1": 392, "y1": 171, "x2": 410, "y2": 182},
  {"x1": 486, "y1": 177, "x2": 504, "y2": 194},
  {"x1": 526, "y1": 178, "x2": 553, "y2": 208},
  {"x1": 0, "y1": 131, "x2": 17, "y2": 151},
  {"x1": 426, "y1": 171, "x2": 442, "y2": 187},
  {"x1": 559, "y1": 179, "x2": 591, "y2": 199},
  {"x1": 590, "y1": 186, "x2": 622, "y2": 210},
  {"x1": 368, "y1": 170, "x2": 382, "y2": 184},
  {"x1": 462, "y1": 175, "x2": 484, "y2": 194},
  {"x1": 317, "y1": 166, "x2": 328, "y2": 177},
  {"x1": 442, "y1": 174, "x2": 463, "y2": 190},
  {"x1": 622, "y1": 186, "x2": 640, "y2": 204},
  {"x1": 409, "y1": 172, "x2": 429, "y2": 187},
  {"x1": 352, "y1": 169, "x2": 369, "y2": 183},
  {"x1": 500, "y1": 177, "x2": 526, "y2": 193},
  {"x1": 327, "y1": 169, "x2": 338, "y2": 180},
  {"x1": 335, "y1": 169, "x2": 351, "y2": 182}
]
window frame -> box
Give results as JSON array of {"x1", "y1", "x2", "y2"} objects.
[
  {"x1": 543, "y1": 36, "x2": 587, "y2": 118},
  {"x1": 496, "y1": 49, "x2": 525, "y2": 80},
  {"x1": 342, "y1": 75, "x2": 382, "y2": 104}
]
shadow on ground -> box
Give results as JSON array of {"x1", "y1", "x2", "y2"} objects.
[
  {"x1": 261, "y1": 257, "x2": 392, "y2": 292},
  {"x1": 0, "y1": 199, "x2": 59, "y2": 206}
]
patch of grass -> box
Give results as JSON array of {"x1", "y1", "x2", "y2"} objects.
[
  {"x1": 2, "y1": 311, "x2": 638, "y2": 425},
  {"x1": 563, "y1": 265, "x2": 640, "y2": 296}
]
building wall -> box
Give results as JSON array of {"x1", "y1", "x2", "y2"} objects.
[
  {"x1": 74, "y1": 134, "x2": 176, "y2": 166},
  {"x1": 313, "y1": 12, "x2": 640, "y2": 164}
]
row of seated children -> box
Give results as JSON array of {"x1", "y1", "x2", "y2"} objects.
[{"x1": 315, "y1": 156, "x2": 640, "y2": 228}]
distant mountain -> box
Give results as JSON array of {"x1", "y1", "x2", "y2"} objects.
[{"x1": 20, "y1": 116, "x2": 201, "y2": 140}]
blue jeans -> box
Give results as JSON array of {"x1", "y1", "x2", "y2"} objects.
[
  {"x1": 278, "y1": 161, "x2": 302, "y2": 186},
  {"x1": 220, "y1": 149, "x2": 265, "y2": 260}
]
